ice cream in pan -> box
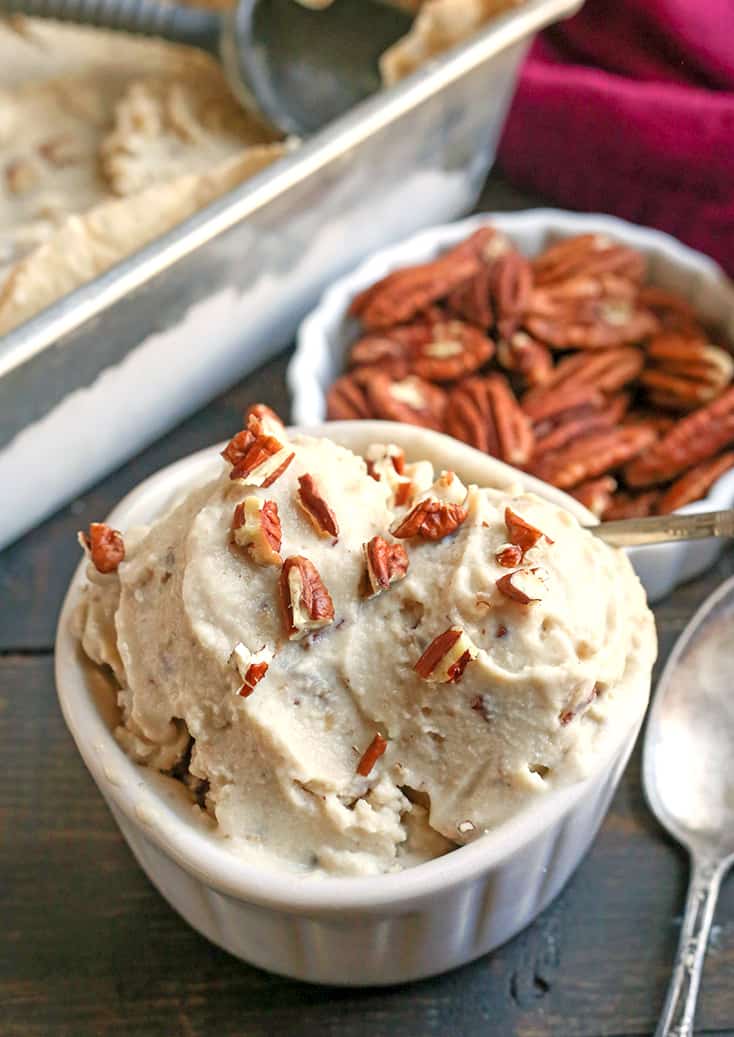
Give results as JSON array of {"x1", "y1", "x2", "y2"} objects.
[{"x1": 75, "y1": 407, "x2": 656, "y2": 876}]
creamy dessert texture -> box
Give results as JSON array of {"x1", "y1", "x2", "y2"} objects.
[{"x1": 75, "y1": 410, "x2": 656, "y2": 876}]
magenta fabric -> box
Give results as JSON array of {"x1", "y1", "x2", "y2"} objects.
[{"x1": 498, "y1": 0, "x2": 734, "y2": 274}]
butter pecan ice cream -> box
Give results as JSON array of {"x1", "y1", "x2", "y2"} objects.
[{"x1": 75, "y1": 410, "x2": 656, "y2": 876}]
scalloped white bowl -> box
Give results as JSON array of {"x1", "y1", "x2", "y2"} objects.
[
  {"x1": 290, "y1": 210, "x2": 734, "y2": 602},
  {"x1": 56, "y1": 422, "x2": 649, "y2": 986}
]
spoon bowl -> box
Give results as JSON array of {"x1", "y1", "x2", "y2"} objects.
[{"x1": 643, "y1": 573, "x2": 734, "y2": 1037}]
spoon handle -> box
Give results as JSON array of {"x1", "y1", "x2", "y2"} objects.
[
  {"x1": 0, "y1": 0, "x2": 221, "y2": 54},
  {"x1": 654, "y1": 854, "x2": 726, "y2": 1037},
  {"x1": 592, "y1": 509, "x2": 734, "y2": 547}
]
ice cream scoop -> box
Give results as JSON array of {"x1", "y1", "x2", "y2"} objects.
[
  {"x1": 0, "y1": 0, "x2": 413, "y2": 135},
  {"x1": 74, "y1": 415, "x2": 656, "y2": 876}
]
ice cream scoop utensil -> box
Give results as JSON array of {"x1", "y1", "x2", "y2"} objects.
[
  {"x1": 591, "y1": 509, "x2": 734, "y2": 548},
  {"x1": 0, "y1": 0, "x2": 413, "y2": 135},
  {"x1": 642, "y1": 574, "x2": 734, "y2": 1037}
]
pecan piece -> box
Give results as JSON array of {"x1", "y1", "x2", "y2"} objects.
[
  {"x1": 391, "y1": 497, "x2": 467, "y2": 541},
  {"x1": 521, "y1": 347, "x2": 643, "y2": 423},
  {"x1": 639, "y1": 333, "x2": 734, "y2": 411},
  {"x1": 279, "y1": 556, "x2": 335, "y2": 640},
  {"x1": 363, "y1": 535, "x2": 409, "y2": 597},
  {"x1": 496, "y1": 332, "x2": 553, "y2": 388},
  {"x1": 326, "y1": 372, "x2": 373, "y2": 420},
  {"x1": 228, "y1": 415, "x2": 295, "y2": 487},
  {"x1": 5, "y1": 157, "x2": 39, "y2": 195},
  {"x1": 244, "y1": 403, "x2": 286, "y2": 438},
  {"x1": 364, "y1": 443, "x2": 414, "y2": 506},
  {"x1": 297, "y1": 474, "x2": 339, "y2": 539},
  {"x1": 625, "y1": 386, "x2": 734, "y2": 486},
  {"x1": 496, "y1": 543, "x2": 523, "y2": 568},
  {"x1": 78, "y1": 523, "x2": 125, "y2": 574},
  {"x1": 349, "y1": 229, "x2": 492, "y2": 329},
  {"x1": 601, "y1": 490, "x2": 661, "y2": 520},
  {"x1": 496, "y1": 567, "x2": 549, "y2": 604},
  {"x1": 504, "y1": 506, "x2": 553, "y2": 554},
  {"x1": 364, "y1": 372, "x2": 447, "y2": 430},
  {"x1": 532, "y1": 234, "x2": 646, "y2": 286},
  {"x1": 530, "y1": 425, "x2": 656, "y2": 489},
  {"x1": 490, "y1": 251, "x2": 533, "y2": 338},
  {"x1": 414, "y1": 626, "x2": 478, "y2": 683},
  {"x1": 356, "y1": 733, "x2": 388, "y2": 776},
  {"x1": 231, "y1": 497, "x2": 282, "y2": 566},
  {"x1": 657, "y1": 452, "x2": 734, "y2": 514},
  {"x1": 229, "y1": 642, "x2": 273, "y2": 698},
  {"x1": 446, "y1": 374, "x2": 534, "y2": 466},
  {"x1": 569, "y1": 476, "x2": 618, "y2": 517},
  {"x1": 350, "y1": 320, "x2": 494, "y2": 382}
]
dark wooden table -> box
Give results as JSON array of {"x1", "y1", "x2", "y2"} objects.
[{"x1": 2, "y1": 176, "x2": 733, "y2": 1037}]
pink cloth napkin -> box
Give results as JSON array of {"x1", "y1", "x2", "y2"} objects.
[{"x1": 498, "y1": 0, "x2": 734, "y2": 274}]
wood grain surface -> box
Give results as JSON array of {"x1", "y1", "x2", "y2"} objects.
[{"x1": 2, "y1": 176, "x2": 733, "y2": 1037}]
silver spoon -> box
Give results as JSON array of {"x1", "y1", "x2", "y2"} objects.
[
  {"x1": 0, "y1": 0, "x2": 413, "y2": 135},
  {"x1": 643, "y1": 574, "x2": 734, "y2": 1037},
  {"x1": 590, "y1": 509, "x2": 734, "y2": 548}
]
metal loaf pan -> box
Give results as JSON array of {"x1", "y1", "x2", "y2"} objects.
[{"x1": 0, "y1": 0, "x2": 581, "y2": 550}]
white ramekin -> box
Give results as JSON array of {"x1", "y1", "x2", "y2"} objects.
[
  {"x1": 289, "y1": 210, "x2": 734, "y2": 603},
  {"x1": 56, "y1": 422, "x2": 649, "y2": 985}
]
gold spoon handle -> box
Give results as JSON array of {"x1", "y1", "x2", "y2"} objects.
[{"x1": 590, "y1": 509, "x2": 734, "y2": 547}]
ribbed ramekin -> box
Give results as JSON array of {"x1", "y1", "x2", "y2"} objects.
[
  {"x1": 56, "y1": 422, "x2": 649, "y2": 985},
  {"x1": 289, "y1": 210, "x2": 734, "y2": 603}
]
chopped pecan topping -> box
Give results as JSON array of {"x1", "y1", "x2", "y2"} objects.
[
  {"x1": 5, "y1": 157, "x2": 39, "y2": 195},
  {"x1": 229, "y1": 642, "x2": 273, "y2": 698},
  {"x1": 232, "y1": 497, "x2": 282, "y2": 566},
  {"x1": 226, "y1": 415, "x2": 295, "y2": 487},
  {"x1": 244, "y1": 403, "x2": 286, "y2": 438},
  {"x1": 414, "y1": 626, "x2": 479, "y2": 683},
  {"x1": 297, "y1": 474, "x2": 339, "y2": 539},
  {"x1": 391, "y1": 497, "x2": 467, "y2": 541},
  {"x1": 279, "y1": 556, "x2": 335, "y2": 640},
  {"x1": 78, "y1": 523, "x2": 125, "y2": 574},
  {"x1": 364, "y1": 442, "x2": 406, "y2": 477},
  {"x1": 38, "y1": 133, "x2": 80, "y2": 167},
  {"x1": 496, "y1": 543, "x2": 523, "y2": 568},
  {"x1": 356, "y1": 733, "x2": 388, "y2": 776},
  {"x1": 363, "y1": 535, "x2": 409, "y2": 597},
  {"x1": 496, "y1": 567, "x2": 549, "y2": 604},
  {"x1": 504, "y1": 507, "x2": 553, "y2": 555}
]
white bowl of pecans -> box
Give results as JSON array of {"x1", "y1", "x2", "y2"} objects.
[{"x1": 290, "y1": 210, "x2": 734, "y2": 601}]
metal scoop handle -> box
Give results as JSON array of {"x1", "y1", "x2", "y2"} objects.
[
  {"x1": 591, "y1": 509, "x2": 734, "y2": 548},
  {"x1": 0, "y1": 0, "x2": 221, "y2": 55}
]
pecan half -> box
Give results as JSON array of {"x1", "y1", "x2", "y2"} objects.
[
  {"x1": 326, "y1": 372, "x2": 373, "y2": 420},
  {"x1": 363, "y1": 535, "x2": 409, "y2": 597},
  {"x1": 279, "y1": 556, "x2": 335, "y2": 640},
  {"x1": 447, "y1": 265, "x2": 493, "y2": 328},
  {"x1": 637, "y1": 285, "x2": 701, "y2": 334},
  {"x1": 496, "y1": 331, "x2": 553, "y2": 388},
  {"x1": 231, "y1": 497, "x2": 282, "y2": 566},
  {"x1": 639, "y1": 333, "x2": 734, "y2": 411},
  {"x1": 569, "y1": 476, "x2": 618, "y2": 517},
  {"x1": 490, "y1": 251, "x2": 533, "y2": 337},
  {"x1": 530, "y1": 425, "x2": 655, "y2": 489},
  {"x1": 414, "y1": 626, "x2": 478, "y2": 683},
  {"x1": 356, "y1": 733, "x2": 388, "y2": 776},
  {"x1": 601, "y1": 490, "x2": 661, "y2": 520},
  {"x1": 657, "y1": 452, "x2": 734, "y2": 514},
  {"x1": 525, "y1": 300, "x2": 658, "y2": 351},
  {"x1": 297, "y1": 474, "x2": 339, "y2": 539},
  {"x1": 496, "y1": 567, "x2": 549, "y2": 604},
  {"x1": 624, "y1": 386, "x2": 734, "y2": 486},
  {"x1": 521, "y1": 347, "x2": 643, "y2": 423},
  {"x1": 532, "y1": 234, "x2": 646, "y2": 286},
  {"x1": 504, "y1": 507, "x2": 553, "y2": 554},
  {"x1": 350, "y1": 320, "x2": 494, "y2": 382},
  {"x1": 78, "y1": 523, "x2": 125, "y2": 574},
  {"x1": 348, "y1": 229, "x2": 492, "y2": 329},
  {"x1": 532, "y1": 395, "x2": 630, "y2": 456},
  {"x1": 446, "y1": 373, "x2": 534, "y2": 465},
  {"x1": 229, "y1": 642, "x2": 273, "y2": 698},
  {"x1": 364, "y1": 372, "x2": 447, "y2": 430}
]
